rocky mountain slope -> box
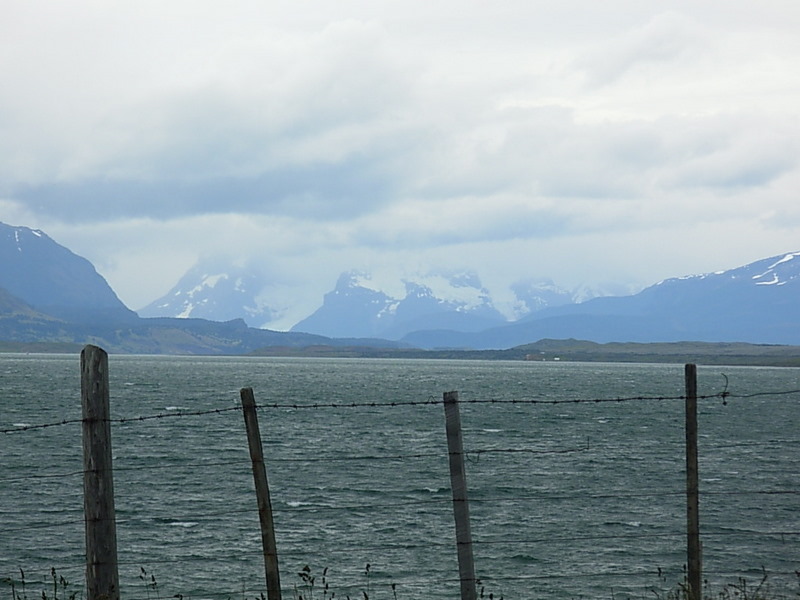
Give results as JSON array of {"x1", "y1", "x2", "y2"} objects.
[{"x1": 0, "y1": 222, "x2": 136, "y2": 323}]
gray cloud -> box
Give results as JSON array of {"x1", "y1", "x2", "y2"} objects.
[{"x1": 12, "y1": 159, "x2": 402, "y2": 223}]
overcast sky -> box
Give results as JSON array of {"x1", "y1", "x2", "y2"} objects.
[{"x1": 2, "y1": 0, "x2": 799, "y2": 324}]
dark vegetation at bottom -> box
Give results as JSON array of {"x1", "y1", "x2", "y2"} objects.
[{"x1": 3, "y1": 565, "x2": 798, "y2": 600}]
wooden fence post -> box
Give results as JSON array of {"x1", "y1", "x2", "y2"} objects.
[
  {"x1": 443, "y1": 391, "x2": 477, "y2": 600},
  {"x1": 241, "y1": 387, "x2": 282, "y2": 600},
  {"x1": 81, "y1": 344, "x2": 120, "y2": 600},
  {"x1": 685, "y1": 364, "x2": 702, "y2": 600}
]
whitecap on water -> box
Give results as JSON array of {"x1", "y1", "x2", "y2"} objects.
[{"x1": 286, "y1": 500, "x2": 313, "y2": 507}]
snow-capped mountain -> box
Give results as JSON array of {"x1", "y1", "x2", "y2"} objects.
[
  {"x1": 138, "y1": 262, "x2": 283, "y2": 327},
  {"x1": 291, "y1": 270, "x2": 510, "y2": 339}
]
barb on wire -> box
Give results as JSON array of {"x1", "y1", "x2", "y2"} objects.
[{"x1": 720, "y1": 373, "x2": 730, "y2": 405}]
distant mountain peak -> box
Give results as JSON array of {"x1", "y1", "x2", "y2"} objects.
[
  {"x1": 291, "y1": 269, "x2": 507, "y2": 339},
  {"x1": 139, "y1": 261, "x2": 283, "y2": 326}
]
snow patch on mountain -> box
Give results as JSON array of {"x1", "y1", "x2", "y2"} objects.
[
  {"x1": 768, "y1": 252, "x2": 799, "y2": 269},
  {"x1": 754, "y1": 273, "x2": 781, "y2": 286},
  {"x1": 407, "y1": 271, "x2": 491, "y2": 311},
  {"x1": 9, "y1": 225, "x2": 47, "y2": 254},
  {"x1": 752, "y1": 251, "x2": 800, "y2": 286}
]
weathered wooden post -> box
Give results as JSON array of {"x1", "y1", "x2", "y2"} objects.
[
  {"x1": 685, "y1": 364, "x2": 702, "y2": 600},
  {"x1": 241, "y1": 387, "x2": 282, "y2": 600},
  {"x1": 443, "y1": 391, "x2": 477, "y2": 600},
  {"x1": 81, "y1": 344, "x2": 120, "y2": 600}
]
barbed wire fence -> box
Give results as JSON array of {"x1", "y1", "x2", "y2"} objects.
[{"x1": 1, "y1": 346, "x2": 799, "y2": 600}]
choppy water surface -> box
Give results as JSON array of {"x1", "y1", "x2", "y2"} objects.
[{"x1": 1, "y1": 354, "x2": 798, "y2": 599}]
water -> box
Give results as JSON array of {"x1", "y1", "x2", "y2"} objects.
[{"x1": 1, "y1": 354, "x2": 799, "y2": 599}]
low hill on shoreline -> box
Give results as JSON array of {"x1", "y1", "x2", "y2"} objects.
[{"x1": 246, "y1": 338, "x2": 800, "y2": 367}]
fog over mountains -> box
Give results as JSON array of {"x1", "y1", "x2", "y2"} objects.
[{"x1": 2, "y1": 221, "x2": 800, "y2": 352}]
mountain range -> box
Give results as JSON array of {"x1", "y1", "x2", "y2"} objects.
[
  {"x1": 140, "y1": 261, "x2": 625, "y2": 337},
  {"x1": 2, "y1": 220, "x2": 799, "y2": 353},
  {"x1": 402, "y1": 251, "x2": 800, "y2": 349}
]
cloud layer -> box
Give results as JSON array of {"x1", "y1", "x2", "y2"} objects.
[{"x1": 2, "y1": 1, "x2": 799, "y2": 315}]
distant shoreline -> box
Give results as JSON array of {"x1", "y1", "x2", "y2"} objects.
[
  {"x1": 3, "y1": 339, "x2": 800, "y2": 367},
  {"x1": 247, "y1": 339, "x2": 800, "y2": 367}
]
